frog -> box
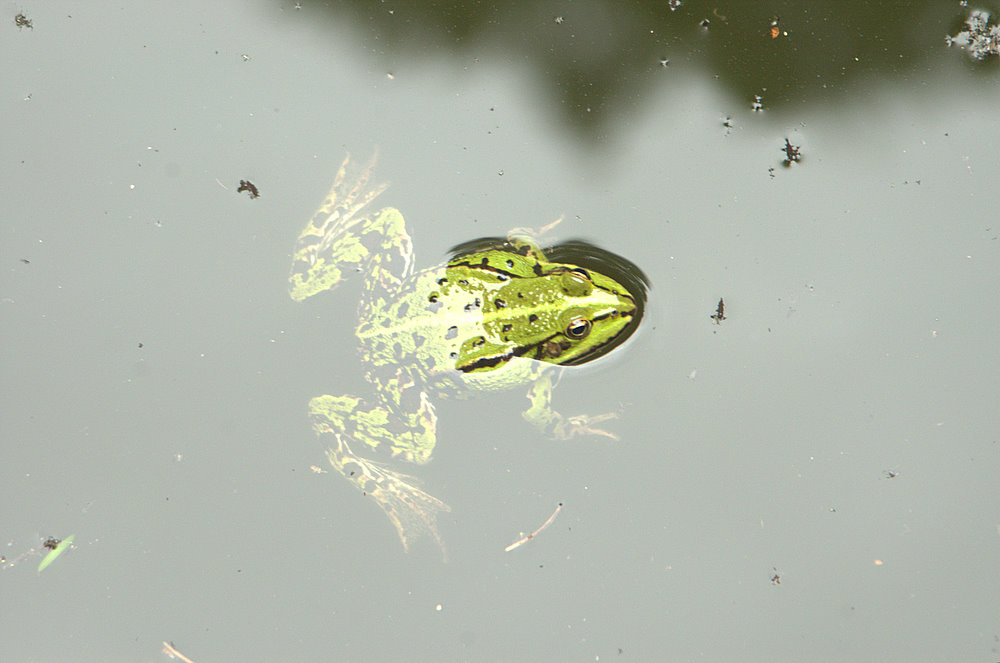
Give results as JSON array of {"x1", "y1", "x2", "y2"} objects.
[{"x1": 289, "y1": 153, "x2": 645, "y2": 554}]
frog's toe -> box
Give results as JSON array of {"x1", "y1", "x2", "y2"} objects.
[
  {"x1": 372, "y1": 467, "x2": 451, "y2": 556},
  {"x1": 562, "y1": 412, "x2": 620, "y2": 440},
  {"x1": 324, "y1": 444, "x2": 450, "y2": 557}
]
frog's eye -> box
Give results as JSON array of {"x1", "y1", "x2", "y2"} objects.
[
  {"x1": 560, "y1": 270, "x2": 593, "y2": 297},
  {"x1": 565, "y1": 316, "x2": 592, "y2": 339}
]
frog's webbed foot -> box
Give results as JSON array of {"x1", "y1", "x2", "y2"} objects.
[
  {"x1": 561, "y1": 411, "x2": 621, "y2": 440},
  {"x1": 523, "y1": 368, "x2": 623, "y2": 440},
  {"x1": 524, "y1": 407, "x2": 622, "y2": 440},
  {"x1": 508, "y1": 215, "x2": 565, "y2": 243},
  {"x1": 359, "y1": 459, "x2": 451, "y2": 555},
  {"x1": 324, "y1": 434, "x2": 450, "y2": 557},
  {"x1": 504, "y1": 216, "x2": 565, "y2": 259}
]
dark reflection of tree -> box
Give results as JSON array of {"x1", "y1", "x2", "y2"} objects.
[{"x1": 307, "y1": 1, "x2": 996, "y2": 137}]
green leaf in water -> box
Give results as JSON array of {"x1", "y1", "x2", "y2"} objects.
[{"x1": 37, "y1": 534, "x2": 74, "y2": 573}]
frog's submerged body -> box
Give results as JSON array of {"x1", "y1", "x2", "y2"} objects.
[{"x1": 289, "y1": 154, "x2": 645, "y2": 553}]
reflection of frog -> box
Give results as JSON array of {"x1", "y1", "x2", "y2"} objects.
[{"x1": 289, "y1": 154, "x2": 645, "y2": 553}]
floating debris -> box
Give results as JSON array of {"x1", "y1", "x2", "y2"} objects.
[
  {"x1": 505, "y1": 503, "x2": 563, "y2": 552},
  {"x1": 237, "y1": 179, "x2": 260, "y2": 199},
  {"x1": 781, "y1": 138, "x2": 802, "y2": 165},
  {"x1": 710, "y1": 298, "x2": 726, "y2": 324},
  {"x1": 15, "y1": 12, "x2": 32, "y2": 29},
  {"x1": 162, "y1": 641, "x2": 198, "y2": 663},
  {"x1": 947, "y1": 10, "x2": 1000, "y2": 61},
  {"x1": 37, "y1": 534, "x2": 74, "y2": 573}
]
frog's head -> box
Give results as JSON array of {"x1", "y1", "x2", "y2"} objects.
[
  {"x1": 456, "y1": 240, "x2": 647, "y2": 372},
  {"x1": 512, "y1": 262, "x2": 643, "y2": 367}
]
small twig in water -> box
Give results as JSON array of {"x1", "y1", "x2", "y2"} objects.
[
  {"x1": 162, "y1": 641, "x2": 197, "y2": 663},
  {"x1": 505, "y1": 503, "x2": 563, "y2": 552}
]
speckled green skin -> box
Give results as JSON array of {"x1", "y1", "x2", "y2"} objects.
[{"x1": 289, "y1": 154, "x2": 639, "y2": 553}]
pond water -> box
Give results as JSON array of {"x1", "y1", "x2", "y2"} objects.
[{"x1": 2, "y1": 2, "x2": 998, "y2": 662}]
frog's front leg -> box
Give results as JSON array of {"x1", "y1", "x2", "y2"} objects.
[
  {"x1": 308, "y1": 394, "x2": 449, "y2": 554},
  {"x1": 522, "y1": 368, "x2": 620, "y2": 440}
]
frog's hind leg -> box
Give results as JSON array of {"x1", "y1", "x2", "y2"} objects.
[
  {"x1": 324, "y1": 435, "x2": 450, "y2": 555},
  {"x1": 289, "y1": 153, "x2": 414, "y2": 301},
  {"x1": 309, "y1": 394, "x2": 449, "y2": 556}
]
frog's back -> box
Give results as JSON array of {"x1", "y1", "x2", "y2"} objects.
[
  {"x1": 356, "y1": 262, "x2": 541, "y2": 396},
  {"x1": 357, "y1": 266, "x2": 476, "y2": 374}
]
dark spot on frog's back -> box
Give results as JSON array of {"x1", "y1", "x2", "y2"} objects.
[
  {"x1": 396, "y1": 301, "x2": 409, "y2": 318},
  {"x1": 445, "y1": 326, "x2": 458, "y2": 340}
]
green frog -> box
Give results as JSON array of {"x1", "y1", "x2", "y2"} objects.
[{"x1": 289, "y1": 154, "x2": 645, "y2": 553}]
